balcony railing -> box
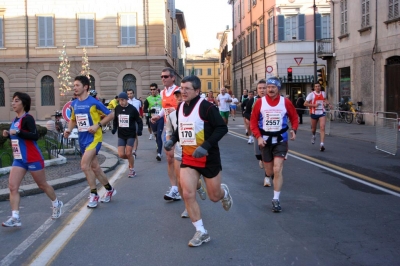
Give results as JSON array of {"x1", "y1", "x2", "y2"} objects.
[{"x1": 317, "y1": 38, "x2": 333, "y2": 57}]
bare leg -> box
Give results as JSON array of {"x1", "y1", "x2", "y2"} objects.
[
  {"x1": 31, "y1": 169, "x2": 57, "y2": 201},
  {"x1": 8, "y1": 167, "x2": 27, "y2": 211}
]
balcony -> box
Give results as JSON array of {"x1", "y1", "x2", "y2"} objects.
[{"x1": 317, "y1": 38, "x2": 333, "y2": 59}]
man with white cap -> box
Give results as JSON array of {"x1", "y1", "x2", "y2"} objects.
[{"x1": 250, "y1": 77, "x2": 298, "y2": 213}]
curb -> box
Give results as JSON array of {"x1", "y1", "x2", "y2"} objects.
[{"x1": 0, "y1": 148, "x2": 119, "y2": 202}]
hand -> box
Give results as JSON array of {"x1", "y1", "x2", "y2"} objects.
[
  {"x1": 63, "y1": 130, "x2": 71, "y2": 139},
  {"x1": 111, "y1": 129, "x2": 116, "y2": 135},
  {"x1": 151, "y1": 115, "x2": 160, "y2": 124},
  {"x1": 2, "y1": 130, "x2": 9, "y2": 137},
  {"x1": 290, "y1": 130, "x2": 296, "y2": 141},
  {"x1": 192, "y1": 146, "x2": 208, "y2": 158},
  {"x1": 9, "y1": 129, "x2": 17, "y2": 136},
  {"x1": 164, "y1": 140, "x2": 174, "y2": 151},
  {"x1": 137, "y1": 131, "x2": 142, "y2": 136},
  {"x1": 257, "y1": 137, "x2": 266, "y2": 148}
]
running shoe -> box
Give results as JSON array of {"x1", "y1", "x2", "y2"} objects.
[
  {"x1": 2, "y1": 217, "x2": 21, "y2": 227},
  {"x1": 52, "y1": 200, "x2": 64, "y2": 219},
  {"x1": 250, "y1": 136, "x2": 254, "y2": 143},
  {"x1": 181, "y1": 209, "x2": 189, "y2": 218},
  {"x1": 320, "y1": 145, "x2": 325, "y2": 152},
  {"x1": 233, "y1": 118, "x2": 235, "y2": 121},
  {"x1": 100, "y1": 188, "x2": 116, "y2": 203},
  {"x1": 311, "y1": 135, "x2": 316, "y2": 144},
  {"x1": 164, "y1": 188, "x2": 181, "y2": 201},
  {"x1": 263, "y1": 177, "x2": 271, "y2": 187},
  {"x1": 221, "y1": 184, "x2": 232, "y2": 211},
  {"x1": 132, "y1": 151, "x2": 137, "y2": 159},
  {"x1": 272, "y1": 199, "x2": 282, "y2": 212},
  {"x1": 188, "y1": 230, "x2": 211, "y2": 247},
  {"x1": 149, "y1": 134, "x2": 153, "y2": 140},
  {"x1": 128, "y1": 168, "x2": 136, "y2": 178},
  {"x1": 197, "y1": 179, "x2": 207, "y2": 200},
  {"x1": 259, "y1": 160, "x2": 264, "y2": 169},
  {"x1": 88, "y1": 194, "x2": 100, "y2": 208},
  {"x1": 247, "y1": 137, "x2": 252, "y2": 144},
  {"x1": 156, "y1": 153, "x2": 162, "y2": 161}
]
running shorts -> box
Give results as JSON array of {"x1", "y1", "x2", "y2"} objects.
[{"x1": 261, "y1": 141, "x2": 288, "y2": 162}]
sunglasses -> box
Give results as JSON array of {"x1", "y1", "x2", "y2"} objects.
[
  {"x1": 161, "y1": 75, "x2": 170, "y2": 79},
  {"x1": 150, "y1": 89, "x2": 156, "y2": 91}
]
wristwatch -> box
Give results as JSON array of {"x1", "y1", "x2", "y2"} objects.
[
  {"x1": 98, "y1": 122, "x2": 103, "y2": 128},
  {"x1": 16, "y1": 129, "x2": 20, "y2": 135}
]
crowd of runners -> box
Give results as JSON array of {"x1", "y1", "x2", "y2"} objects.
[{"x1": 2, "y1": 67, "x2": 331, "y2": 247}]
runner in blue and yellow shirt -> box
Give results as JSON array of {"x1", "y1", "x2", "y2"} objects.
[{"x1": 64, "y1": 76, "x2": 115, "y2": 208}]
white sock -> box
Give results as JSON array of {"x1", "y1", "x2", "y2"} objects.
[
  {"x1": 320, "y1": 142, "x2": 324, "y2": 146},
  {"x1": 52, "y1": 199, "x2": 59, "y2": 208},
  {"x1": 192, "y1": 219, "x2": 206, "y2": 233},
  {"x1": 273, "y1": 191, "x2": 280, "y2": 200},
  {"x1": 12, "y1": 210, "x2": 20, "y2": 219},
  {"x1": 171, "y1": 186, "x2": 178, "y2": 192}
]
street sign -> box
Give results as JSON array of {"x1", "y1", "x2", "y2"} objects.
[
  {"x1": 294, "y1": 57, "x2": 303, "y2": 66},
  {"x1": 62, "y1": 101, "x2": 73, "y2": 122},
  {"x1": 266, "y1": 66, "x2": 273, "y2": 73}
]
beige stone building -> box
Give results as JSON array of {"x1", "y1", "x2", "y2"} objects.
[
  {"x1": 217, "y1": 27, "x2": 233, "y2": 95},
  {"x1": 319, "y1": 0, "x2": 400, "y2": 121},
  {"x1": 186, "y1": 51, "x2": 220, "y2": 96},
  {"x1": 0, "y1": 0, "x2": 189, "y2": 121}
]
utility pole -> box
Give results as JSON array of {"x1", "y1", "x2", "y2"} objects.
[{"x1": 313, "y1": 0, "x2": 317, "y2": 84}]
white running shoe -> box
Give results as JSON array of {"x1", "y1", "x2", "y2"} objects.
[
  {"x1": 149, "y1": 134, "x2": 153, "y2": 140},
  {"x1": 164, "y1": 188, "x2": 181, "y2": 201},
  {"x1": 87, "y1": 194, "x2": 100, "y2": 208},
  {"x1": 2, "y1": 216, "x2": 21, "y2": 227},
  {"x1": 188, "y1": 230, "x2": 210, "y2": 247},
  {"x1": 100, "y1": 188, "x2": 116, "y2": 203},
  {"x1": 264, "y1": 177, "x2": 271, "y2": 187},
  {"x1": 52, "y1": 200, "x2": 64, "y2": 219},
  {"x1": 181, "y1": 209, "x2": 189, "y2": 218}
]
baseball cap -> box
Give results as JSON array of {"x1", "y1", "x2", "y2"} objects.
[{"x1": 118, "y1": 92, "x2": 128, "y2": 100}]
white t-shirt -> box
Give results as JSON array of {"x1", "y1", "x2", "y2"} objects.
[
  {"x1": 230, "y1": 98, "x2": 239, "y2": 106},
  {"x1": 217, "y1": 93, "x2": 232, "y2": 112},
  {"x1": 128, "y1": 97, "x2": 142, "y2": 112}
]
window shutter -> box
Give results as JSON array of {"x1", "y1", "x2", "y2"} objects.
[
  {"x1": 129, "y1": 14, "x2": 136, "y2": 45},
  {"x1": 87, "y1": 18, "x2": 94, "y2": 46},
  {"x1": 260, "y1": 21, "x2": 264, "y2": 48},
  {"x1": 121, "y1": 15, "x2": 128, "y2": 45},
  {"x1": 277, "y1": 15, "x2": 285, "y2": 41},
  {"x1": 315, "y1": 13, "x2": 321, "y2": 40},
  {"x1": 172, "y1": 34, "x2": 177, "y2": 58},
  {"x1": 298, "y1": 14, "x2": 305, "y2": 40},
  {"x1": 46, "y1": 17, "x2": 53, "y2": 46},
  {"x1": 0, "y1": 18, "x2": 3, "y2": 47},
  {"x1": 39, "y1": 17, "x2": 46, "y2": 46}
]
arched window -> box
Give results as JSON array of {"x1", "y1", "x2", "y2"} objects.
[
  {"x1": 89, "y1": 75, "x2": 95, "y2": 90},
  {"x1": 123, "y1": 74, "x2": 137, "y2": 93},
  {"x1": 41, "y1": 75, "x2": 55, "y2": 106},
  {"x1": 0, "y1": 77, "x2": 4, "y2": 107}
]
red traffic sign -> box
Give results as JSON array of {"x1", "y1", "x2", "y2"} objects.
[
  {"x1": 266, "y1": 66, "x2": 273, "y2": 73},
  {"x1": 294, "y1": 57, "x2": 303, "y2": 66},
  {"x1": 62, "y1": 101, "x2": 73, "y2": 123}
]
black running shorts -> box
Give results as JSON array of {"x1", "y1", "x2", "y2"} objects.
[{"x1": 261, "y1": 141, "x2": 288, "y2": 162}]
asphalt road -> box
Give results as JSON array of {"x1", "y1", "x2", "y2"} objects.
[{"x1": 1, "y1": 119, "x2": 399, "y2": 266}]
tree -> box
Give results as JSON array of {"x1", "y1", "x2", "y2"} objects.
[
  {"x1": 58, "y1": 41, "x2": 72, "y2": 96},
  {"x1": 81, "y1": 47, "x2": 91, "y2": 83}
]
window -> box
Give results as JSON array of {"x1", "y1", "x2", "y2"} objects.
[
  {"x1": 316, "y1": 14, "x2": 331, "y2": 39},
  {"x1": 260, "y1": 19, "x2": 265, "y2": 48},
  {"x1": 207, "y1": 68, "x2": 212, "y2": 75},
  {"x1": 41, "y1": 76, "x2": 55, "y2": 106},
  {"x1": 241, "y1": 0, "x2": 244, "y2": 18},
  {"x1": 186, "y1": 69, "x2": 191, "y2": 76},
  {"x1": 78, "y1": 14, "x2": 95, "y2": 46},
  {"x1": 218, "y1": 81, "x2": 220, "y2": 88},
  {"x1": 195, "y1": 69, "x2": 202, "y2": 75},
  {"x1": 207, "y1": 81, "x2": 212, "y2": 90},
  {"x1": 278, "y1": 14, "x2": 305, "y2": 41},
  {"x1": 0, "y1": 17, "x2": 4, "y2": 48},
  {"x1": 248, "y1": 0, "x2": 251, "y2": 12},
  {"x1": 247, "y1": 34, "x2": 251, "y2": 55},
  {"x1": 268, "y1": 16, "x2": 274, "y2": 44},
  {"x1": 120, "y1": 13, "x2": 137, "y2": 46},
  {"x1": 340, "y1": 0, "x2": 348, "y2": 35},
  {"x1": 252, "y1": 29, "x2": 257, "y2": 52},
  {"x1": 361, "y1": 0, "x2": 370, "y2": 27},
  {"x1": 0, "y1": 77, "x2": 4, "y2": 106},
  {"x1": 123, "y1": 74, "x2": 137, "y2": 93},
  {"x1": 38, "y1": 16, "x2": 54, "y2": 47},
  {"x1": 389, "y1": 0, "x2": 399, "y2": 20},
  {"x1": 252, "y1": 0, "x2": 257, "y2": 6},
  {"x1": 218, "y1": 68, "x2": 220, "y2": 75}
]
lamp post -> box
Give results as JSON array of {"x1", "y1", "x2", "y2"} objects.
[{"x1": 313, "y1": 0, "x2": 317, "y2": 84}]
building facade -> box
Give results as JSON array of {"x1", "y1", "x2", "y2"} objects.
[
  {"x1": 0, "y1": 0, "x2": 189, "y2": 121},
  {"x1": 186, "y1": 51, "x2": 220, "y2": 95},
  {"x1": 229, "y1": 0, "x2": 329, "y2": 103},
  {"x1": 319, "y1": 0, "x2": 400, "y2": 122},
  {"x1": 217, "y1": 27, "x2": 233, "y2": 95}
]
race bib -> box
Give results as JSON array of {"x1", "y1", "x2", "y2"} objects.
[
  {"x1": 262, "y1": 111, "x2": 282, "y2": 132},
  {"x1": 76, "y1": 114, "x2": 90, "y2": 132},
  {"x1": 315, "y1": 100, "x2": 324, "y2": 115},
  {"x1": 151, "y1": 106, "x2": 161, "y2": 115},
  {"x1": 118, "y1": 114, "x2": 129, "y2": 128},
  {"x1": 11, "y1": 139, "x2": 22, "y2": 159},
  {"x1": 179, "y1": 122, "x2": 196, "y2": 146}
]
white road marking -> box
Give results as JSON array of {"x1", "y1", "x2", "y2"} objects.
[{"x1": 0, "y1": 143, "x2": 126, "y2": 266}]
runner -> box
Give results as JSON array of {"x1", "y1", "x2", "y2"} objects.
[
  {"x1": 64, "y1": 76, "x2": 116, "y2": 208},
  {"x1": 304, "y1": 83, "x2": 331, "y2": 151},
  {"x1": 126, "y1": 88, "x2": 142, "y2": 158},
  {"x1": 164, "y1": 75, "x2": 232, "y2": 247},
  {"x1": 151, "y1": 67, "x2": 181, "y2": 201},
  {"x1": 250, "y1": 77, "x2": 298, "y2": 212},
  {"x1": 2, "y1": 92, "x2": 63, "y2": 227},
  {"x1": 205, "y1": 91, "x2": 216, "y2": 105},
  {"x1": 216, "y1": 87, "x2": 232, "y2": 125},
  {"x1": 241, "y1": 89, "x2": 249, "y2": 135},
  {"x1": 229, "y1": 94, "x2": 239, "y2": 121},
  {"x1": 143, "y1": 83, "x2": 158, "y2": 140},
  {"x1": 165, "y1": 89, "x2": 207, "y2": 218},
  {"x1": 146, "y1": 84, "x2": 163, "y2": 158},
  {"x1": 112, "y1": 92, "x2": 143, "y2": 178},
  {"x1": 243, "y1": 90, "x2": 255, "y2": 144}
]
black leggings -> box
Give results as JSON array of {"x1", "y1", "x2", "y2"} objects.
[{"x1": 150, "y1": 118, "x2": 164, "y2": 154}]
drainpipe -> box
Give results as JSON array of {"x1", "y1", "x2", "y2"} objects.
[
  {"x1": 263, "y1": 0, "x2": 267, "y2": 80},
  {"x1": 143, "y1": 0, "x2": 148, "y2": 56},
  {"x1": 250, "y1": 3, "x2": 254, "y2": 86},
  {"x1": 25, "y1": 0, "x2": 29, "y2": 65},
  {"x1": 232, "y1": 2, "x2": 236, "y2": 96},
  {"x1": 371, "y1": 0, "x2": 378, "y2": 116}
]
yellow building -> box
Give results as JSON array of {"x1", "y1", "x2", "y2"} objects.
[
  {"x1": 186, "y1": 51, "x2": 220, "y2": 96},
  {"x1": 0, "y1": 0, "x2": 189, "y2": 121}
]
